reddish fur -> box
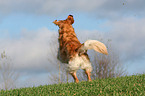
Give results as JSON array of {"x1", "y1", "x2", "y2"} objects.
[{"x1": 53, "y1": 15, "x2": 83, "y2": 62}]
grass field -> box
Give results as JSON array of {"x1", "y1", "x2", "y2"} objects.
[{"x1": 0, "y1": 74, "x2": 145, "y2": 96}]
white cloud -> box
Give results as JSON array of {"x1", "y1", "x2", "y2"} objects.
[
  {"x1": 106, "y1": 17, "x2": 145, "y2": 61},
  {"x1": 0, "y1": 0, "x2": 145, "y2": 18},
  {"x1": 0, "y1": 28, "x2": 58, "y2": 74}
]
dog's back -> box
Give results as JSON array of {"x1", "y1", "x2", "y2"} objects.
[{"x1": 56, "y1": 17, "x2": 82, "y2": 63}]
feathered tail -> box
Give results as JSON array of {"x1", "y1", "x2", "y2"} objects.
[{"x1": 78, "y1": 40, "x2": 108, "y2": 55}]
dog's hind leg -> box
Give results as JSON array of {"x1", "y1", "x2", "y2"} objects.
[
  {"x1": 85, "y1": 70, "x2": 92, "y2": 81},
  {"x1": 71, "y1": 72, "x2": 79, "y2": 83}
]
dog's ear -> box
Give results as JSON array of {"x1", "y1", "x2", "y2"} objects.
[{"x1": 67, "y1": 15, "x2": 74, "y2": 24}]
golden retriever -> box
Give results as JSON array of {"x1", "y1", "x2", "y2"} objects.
[{"x1": 53, "y1": 15, "x2": 108, "y2": 83}]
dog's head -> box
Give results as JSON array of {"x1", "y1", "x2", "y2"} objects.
[
  {"x1": 53, "y1": 15, "x2": 74, "y2": 27},
  {"x1": 67, "y1": 15, "x2": 74, "y2": 25}
]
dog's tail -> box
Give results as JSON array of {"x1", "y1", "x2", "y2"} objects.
[{"x1": 78, "y1": 40, "x2": 108, "y2": 55}]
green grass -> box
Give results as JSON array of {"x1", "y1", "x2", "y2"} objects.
[{"x1": 0, "y1": 74, "x2": 145, "y2": 96}]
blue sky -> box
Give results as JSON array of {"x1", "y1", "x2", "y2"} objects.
[{"x1": 0, "y1": 0, "x2": 145, "y2": 89}]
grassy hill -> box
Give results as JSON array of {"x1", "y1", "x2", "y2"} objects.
[{"x1": 0, "y1": 74, "x2": 145, "y2": 96}]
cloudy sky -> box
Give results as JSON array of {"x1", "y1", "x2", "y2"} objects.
[{"x1": 0, "y1": 0, "x2": 145, "y2": 89}]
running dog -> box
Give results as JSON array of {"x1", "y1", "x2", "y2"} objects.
[{"x1": 53, "y1": 15, "x2": 108, "y2": 83}]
